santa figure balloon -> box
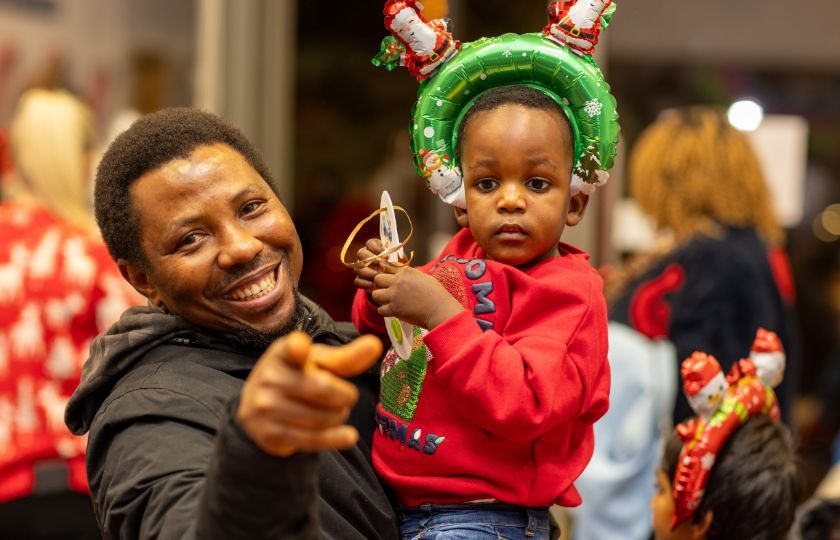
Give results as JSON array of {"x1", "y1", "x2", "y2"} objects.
[
  {"x1": 670, "y1": 328, "x2": 784, "y2": 530},
  {"x1": 681, "y1": 352, "x2": 727, "y2": 421},
  {"x1": 749, "y1": 327, "x2": 785, "y2": 388},
  {"x1": 544, "y1": 0, "x2": 614, "y2": 55},
  {"x1": 382, "y1": 0, "x2": 460, "y2": 81},
  {"x1": 419, "y1": 149, "x2": 464, "y2": 208}
]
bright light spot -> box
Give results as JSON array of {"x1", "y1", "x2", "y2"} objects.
[
  {"x1": 813, "y1": 213, "x2": 839, "y2": 242},
  {"x1": 820, "y1": 204, "x2": 840, "y2": 236},
  {"x1": 727, "y1": 100, "x2": 764, "y2": 131}
]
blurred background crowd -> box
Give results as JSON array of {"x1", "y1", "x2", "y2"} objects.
[{"x1": 0, "y1": 0, "x2": 838, "y2": 538}]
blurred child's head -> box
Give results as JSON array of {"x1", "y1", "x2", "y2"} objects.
[
  {"x1": 652, "y1": 415, "x2": 800, "y2": 540},
  {"x1": 452, "y1": 85, "x2": 587, "y2": 267}
]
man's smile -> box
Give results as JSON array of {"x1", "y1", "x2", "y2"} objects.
[{"x1": 223, "y1": 265, "x2": 279, "y2": 301}]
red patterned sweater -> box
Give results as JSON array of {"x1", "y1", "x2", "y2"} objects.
[
  {"x1": 0, "y1": 203, "x2": 141, "y2": 503},
  {"x1": 352, "y1": 227, "x2": 610, "y2": 507}
]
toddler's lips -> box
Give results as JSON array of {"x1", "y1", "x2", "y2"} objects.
[{"x1": 496, "y1": 223, "x2": 527, "y2": 241}]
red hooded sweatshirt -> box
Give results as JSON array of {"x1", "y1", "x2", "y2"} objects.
[{"x1": 352, "y1": 228, "x2": 610, "y2": 507}]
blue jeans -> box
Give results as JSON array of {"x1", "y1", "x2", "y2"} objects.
[{"x1": 397, "y1": 502, "x2": 551, "y2": 539}]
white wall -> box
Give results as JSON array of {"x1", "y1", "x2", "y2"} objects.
[
  {"x1": 609, "y1": 0, "x2": 840, "y2": 70},
  {"x1": 0, "y1": 0, "x2": 194, "y2": 126}
]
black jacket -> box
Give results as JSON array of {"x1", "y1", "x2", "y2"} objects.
[
  {"x1": 64, "y1": 298, "x2": 398, "y2": 539},
  {"x1": 610, "y1": 226, "x2": 797, "y2": 423}
]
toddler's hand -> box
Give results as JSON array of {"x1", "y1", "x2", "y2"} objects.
[
  {"x1": 372, "y1": 265, "x2": 465, "y2": 329},
  {"x1": 353, "y1": 238, "x2": 385, "y2": 292}
]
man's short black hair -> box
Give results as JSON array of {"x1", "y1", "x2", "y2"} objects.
[
  {"x1": 94, "y1": 107, "x2": 277, "y2": 268},
  {"x1": 455, "y1": 84, "x2": 572, "y2": 161},
  {"x1": 662, "y1": 415, "x2": 802, "y2": 539}
]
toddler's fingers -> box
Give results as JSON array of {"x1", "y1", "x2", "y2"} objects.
[
  {"x1": 354, "y1": 276, "x2": 376, "y2": 291},
  {"x1": 365, "y1": 238, "x2": 384, "y2": 254}
]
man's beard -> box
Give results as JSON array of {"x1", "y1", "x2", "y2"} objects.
[{"x1": 223, "y1": 288, "x2": 306, "y2": 351}]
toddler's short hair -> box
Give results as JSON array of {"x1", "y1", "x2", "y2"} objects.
[{"x1": 455, "y1": 85, "x2": 572, "y2": 162}]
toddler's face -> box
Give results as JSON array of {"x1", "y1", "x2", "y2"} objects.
[{"x1": 458, "y1": 104, "x2": 585, "y2": 266}]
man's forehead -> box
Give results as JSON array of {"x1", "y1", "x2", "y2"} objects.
[
  {"x1": 171, "y1": 150, "x2": 225, "y2": 179},
  {"x1": 130, "y1": 144, "x2": 271, "y2": 216},
  {"x1": 159, "y1": 143, "x2": 235, "y2": 178}
]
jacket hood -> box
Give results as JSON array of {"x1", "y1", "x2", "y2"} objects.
[
  {"x1": 65, "y1": 297, "x2": 345, "y2": 435},
  {"x1": 64, "y1": 305, "x2": 224, "y2": 435}
]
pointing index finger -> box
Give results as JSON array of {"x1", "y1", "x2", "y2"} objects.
[
  {"x1": 266, "y1": 330, "x2": 313, "y2": 371},
  {"x1": 310, "y1": 335, "x2": 383, "y2": 378}
]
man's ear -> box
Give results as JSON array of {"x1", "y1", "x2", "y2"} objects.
[
  {"x1": 565, "y1": 192, "x2": 590, "y2": 227},
  {"x1": 453, "y1": 206, "x2": 469, "y2": 228},
  {"x1": 118, "y1": 259, "x2": 162, "y2": 307}
]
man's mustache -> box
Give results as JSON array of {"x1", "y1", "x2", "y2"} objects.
[{"x1": 214, "y1": 251, "x2": 287, "y2": 294}]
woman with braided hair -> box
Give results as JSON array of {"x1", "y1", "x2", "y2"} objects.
[{"x1": 607, "y1": 105, "x2": 798, "y2": 424}]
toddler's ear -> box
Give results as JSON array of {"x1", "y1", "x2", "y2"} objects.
[
  {"x1": 454, "y1": 206, "x2": 469, "y2": 228},
  {"x1": 565, "y1": 192, "x2": 590, "y2": 226}
]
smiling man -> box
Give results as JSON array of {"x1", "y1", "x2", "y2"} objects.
[
  {"x1": 122, "y1": 142, "x2": 303, "y2": 346},
  {"x1": 63, "y1": 108, "x2": 399, "y2": 539}
]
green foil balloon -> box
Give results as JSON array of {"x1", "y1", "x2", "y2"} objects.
[{"x1": 407, "y1": 32, "x2": 619, "y2": 207}]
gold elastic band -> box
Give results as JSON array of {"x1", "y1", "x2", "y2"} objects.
[{"x1": 339, "y1": 205, "x2": 414, "y2": 269}]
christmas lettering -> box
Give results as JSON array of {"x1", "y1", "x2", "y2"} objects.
[
  {"x1": 375, "y1": 409, "x2": 445, "y2": 455},
  {"x1": 434, "y1": 255, "x2": 497, "y2": 330},
  {"x1": 464, "y1": 258, "x2": 496, "y2": 330}
]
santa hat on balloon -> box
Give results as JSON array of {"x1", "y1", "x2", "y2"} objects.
[
  {"x1": 384, "y1": 0, "x2": 421, "y2": 21},
  {"x1": 681, "y1": 352, "x2": 728, "y2": 421},
  {"x1": 749, "y1": 328, "x2": 785, "y2": 388}
]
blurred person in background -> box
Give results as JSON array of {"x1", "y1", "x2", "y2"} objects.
[
  {"x1": 574, "y1": 105, "x2": 798, "y2": 539},
  {"x1": 0, "y1": 88, "x2": 141, "y2": 539},
  {"x1": 606, "y1": 105, "x2": 797, "y2": 425}
]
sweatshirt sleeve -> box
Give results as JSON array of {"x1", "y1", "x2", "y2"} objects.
[
  {"x1": 351, "y1": 288, "x2": 387, "y2": 338},
  {"x1": 422, "y1": 267, "x2": 610, "y2": 441}
]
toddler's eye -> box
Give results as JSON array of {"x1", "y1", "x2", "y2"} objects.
[
  {"x1": 475, "y1": 178, "x2": 498, "y2": 192},
  {"x1": 526, "y1": 178, "x2": 551, "y2": 192}
]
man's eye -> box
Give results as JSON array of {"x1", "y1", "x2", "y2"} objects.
[
  {"x1": 242, "y1": 201, "x2": 263, "y2": 215},
  {"x1": 177, "y1": 232, "x2": 200, "y2": 249},
  {"x1": 526, "y1": 178, "x2": 551, "y2": 192}
]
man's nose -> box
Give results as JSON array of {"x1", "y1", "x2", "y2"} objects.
[
  {"x1": 217, "y1": 224, "x2": 263, "y2": 269},
  {"x1": 497, "y1": 184, "x2": 526, "y2": 212}
]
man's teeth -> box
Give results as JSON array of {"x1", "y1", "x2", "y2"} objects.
[{"x1": 227, "y1": 271, "x2": 277, "y2": 300}]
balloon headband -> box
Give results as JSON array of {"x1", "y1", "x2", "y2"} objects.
[
  {"x1": 671, "y1": 328, "x2": 786, "y2": 530},
  {"x1": 373, "y1": 0, "x2": 620, "y2": 208}
]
